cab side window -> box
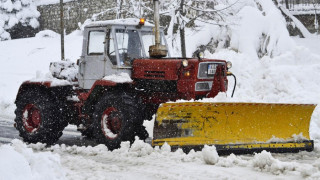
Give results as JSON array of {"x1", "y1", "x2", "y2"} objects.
[{"x1": 88, "y1": 31, "x2": 105, "y2": 55}]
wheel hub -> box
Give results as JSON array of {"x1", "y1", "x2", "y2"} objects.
[
  {"x1": 22, "y1": 104, "x2": 41, "y2": 133},
  {"x1": 101, "y1": 107, "x2": 122, "y2": 139}
]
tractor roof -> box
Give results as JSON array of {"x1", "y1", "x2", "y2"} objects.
[{"x1": 85, "y1": 18, "x2": 154, "y2": 28}]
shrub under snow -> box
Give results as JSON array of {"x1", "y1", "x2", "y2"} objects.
[{"x1": 0, "y1": 0, "x2": 40, "y2": 40}]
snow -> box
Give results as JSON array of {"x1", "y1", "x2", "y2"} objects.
[
  {"x1": 85, "y1": 18, "x2": 154, "y2": 28},
  {"x1": 2, "y1": 139, "x2": 320, "y2": 179},
  {"x1": 28, "y1": 71, "x2": 72, "y2": 87},
  {"x1": 251, "y1": 150, "x2": 317, "y2": 177},
  {"x1": 0, "y1": 0, "x2": 320, "y2": 179},
  {"x1": 202, "y1": 145, "x2": 219, "y2": 165},
  {"x1": 0, "y1": 139, "x2": 65, "y2": 180},
  {"x1": 49, "y1": 60, "x2": 78, "y2": 81},
  {"x1": 266, "y1": 133, "x2": 308, "y2": 143},
  {"x1": 103, "y1": 72, "x2": 133, "y2": 83},
  {"x1": 35, "y1": 30, "x2": 59, "y2": 38}
]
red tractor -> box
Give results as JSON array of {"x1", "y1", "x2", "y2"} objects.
[{"x1": 14, "y1": 13, "x2": 232, "y2": 150}]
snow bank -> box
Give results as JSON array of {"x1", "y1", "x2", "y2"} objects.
[
  {"x1": 168, "y1": 0, "x2": 296, "y2": 59},
  {"x1": 35, "y1": 30, "x2": 59, "y2": 38},
  {"x1": 0, "y1": 139, "x2": 65, "y2": 180},
  {"x1": 230, "y1": 0, "x2": 295, "y2": 59},
  {"x1": 252, "y1": 150, "x2": 316, "y2": 177},
  {"x1": 129, "y1": 137, "x2": 153, "y2": 157},
  {"x1": 22, "y1": 139, "x2": 320, "y2": 179}
]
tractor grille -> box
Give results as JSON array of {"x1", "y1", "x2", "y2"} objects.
[
  {"x1": 144, "y1": 71, "x2": 165, "y2": 78},
  {"x1": 135, "y1": 79, "x2": 177, "y2": 92},
  {"x1": 198, "y1": 62, "x2": 223, "y2": 79}
]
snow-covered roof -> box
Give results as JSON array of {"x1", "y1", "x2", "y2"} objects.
[{"x1": 85, "y1": 18, "x2": 154, "y2": 28}]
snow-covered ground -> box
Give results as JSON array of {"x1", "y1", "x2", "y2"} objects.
[{"x1": 2, "y1": 139, "x2": 320, "y2": 180}]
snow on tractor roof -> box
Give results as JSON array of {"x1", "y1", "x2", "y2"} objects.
[{"x1": 85, "y1": 18, "x2": 154, "y2": 28}]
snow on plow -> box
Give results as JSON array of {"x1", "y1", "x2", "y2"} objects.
[{"x1": 153, "y1": 102, "x2": 316, "y2": 154}]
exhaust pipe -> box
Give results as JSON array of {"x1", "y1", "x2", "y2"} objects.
[{"x1": 149, "y1": 0, "x2": 167, "y2": 58}]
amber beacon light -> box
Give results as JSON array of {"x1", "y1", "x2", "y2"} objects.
[{"x1": 139, "y1": 18, "x2": 145, "y2": 25}]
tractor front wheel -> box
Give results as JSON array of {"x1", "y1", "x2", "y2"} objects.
[{"x1": 92, "y1": 92, "x2": 147, "y2": 150}]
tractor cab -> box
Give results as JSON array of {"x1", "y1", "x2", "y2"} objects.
[{"x1": 78, "y1": 19, "x2": 170, "y2": 89}]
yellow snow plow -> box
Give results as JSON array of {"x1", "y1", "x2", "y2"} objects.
[{"x1": 153, "y1": 102, "x2": 316, "y2": 154}]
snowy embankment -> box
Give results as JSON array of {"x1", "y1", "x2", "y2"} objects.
[{"x1": 0, "y1": 140, "x2": 65, "y2": 179}]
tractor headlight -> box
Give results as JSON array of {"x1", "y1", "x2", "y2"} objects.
[
  {"x1": 227, "y1": 61, "x2": 232, "y2": 69},
  {"x1": 182, "y1": 60, "x2": 188, "y2": 67}
]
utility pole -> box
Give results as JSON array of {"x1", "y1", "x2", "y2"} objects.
[
  {"x1": 179, "y1": 0, "x2": 186, "y2": 58},
  {"x1": 60, "y1": 0, "x2": 65, "y2": 60}
]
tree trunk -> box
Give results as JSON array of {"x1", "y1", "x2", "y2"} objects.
[
  {"x1": 285, "y1": 0, "x2": 289, "y2": 9},
  {"x1": 60, "y1": 0, "x2": 65, "y2": 61}
]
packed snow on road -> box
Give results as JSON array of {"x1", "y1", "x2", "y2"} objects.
[{"x1": 1, "y1": 0, "x2": 320, "y2": 179}]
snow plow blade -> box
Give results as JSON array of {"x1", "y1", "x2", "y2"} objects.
[{"x1": 152, "y1": 102, "x2": 315, "y2": 154}]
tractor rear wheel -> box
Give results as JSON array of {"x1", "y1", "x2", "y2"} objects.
[
  {"x1": 92, "y1": 92, "x2": 147, "y2": 150},
  {"x1": 14, "y1": 89, "x2": 68, "y2": 145},
  {"x1": 78, "y1": 126, "x2": 95, "y2": 139}
]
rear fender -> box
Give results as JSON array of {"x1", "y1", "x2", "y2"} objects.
[{"x1": 15, "y1": 81, "x2": 73, "y2": 104}]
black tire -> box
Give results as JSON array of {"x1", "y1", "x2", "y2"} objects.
[
  {"x1": 78, "y1": 126, "x2": 95, "y2": 139},
  {"x1": 92, "y1": 92, "x2": 147, "y2": 150},
  {"x1": 14, "y1": 89, "x2": 68, "y2": 145}
]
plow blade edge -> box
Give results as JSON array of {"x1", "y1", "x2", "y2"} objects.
[{"x1": 152, "y1": 102, "x2": 316, "y2": 154}]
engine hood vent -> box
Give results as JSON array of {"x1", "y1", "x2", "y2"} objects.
[{"x1": 144, "y1": 71, "x2": 165, "y2": 78}]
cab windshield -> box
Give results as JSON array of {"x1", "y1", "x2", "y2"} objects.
[{"x1": 108, "y1": 28, "x2": 168, "y2": 67}]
